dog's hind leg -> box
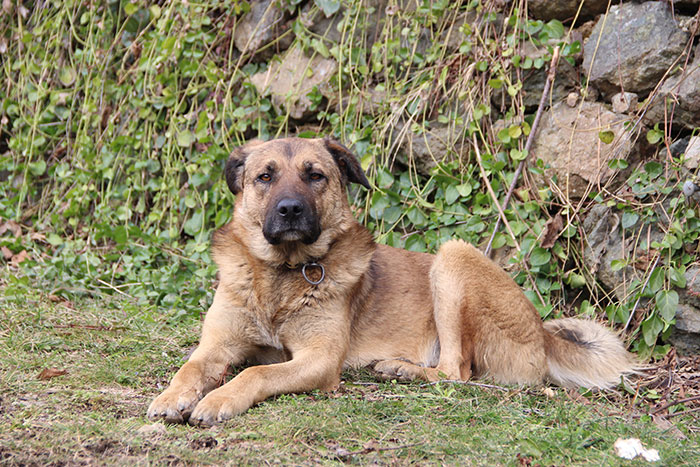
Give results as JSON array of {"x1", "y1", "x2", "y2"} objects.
[
  {"x1": 373, "y1": 358, "x2": 442, "y2": 382},
  {"x1": 428, "y1": 240, "x2": 475, "y2": 381}
]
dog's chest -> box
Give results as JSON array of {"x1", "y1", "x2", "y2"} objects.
[{"x1": 243, "y1": 270, "x2": 326, "y2": 349}]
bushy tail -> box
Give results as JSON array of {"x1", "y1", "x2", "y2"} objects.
[{"x1": 543, "y1": 318, "x2": 637, "y2": 390}]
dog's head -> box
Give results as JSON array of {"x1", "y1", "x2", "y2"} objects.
[{"x1": 224, "y1": 137, "x2": 370, "y2": 263}]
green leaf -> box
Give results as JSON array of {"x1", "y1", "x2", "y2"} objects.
[
  {"x1": 507, "y1": 126, "x2": 522, "y2": 139},
  {"x1": 608, "y1": 158, "x2": 629, "y2": 170},
  {"x1": 598, "y1": 130, "x2": 615, "y2": 144},
  {"x1": 646, "y1": 128, "x2": 663, "y2": 144},
  {"x1": 670, "y1": 267, "x2": 686, "y2": 288},
  {"x1": 369, "y1": 192, "x2": 390, "y2": 219},
  {"x1": 621, "y1": 211, "x2": 639, "y2": 229},
  {"x1": 565, "y1": 272, "x2": 586, "y2": 288},
  {"x1": 59, "y1": 67, "x2": 77, "y2": 86},
  {"x1": 124, "y1": 2, "x2": 138, "y2": 15},
  {"x1": 544, "y1": 20, "x2": 565, "y2": 39},
  {"x1": 314, "y1": 0, "x2": 341, "y2": 17},
  {"x1": 149, "y1": 5, "x2": 161, "y2": 19},
  {"x1": 510, "y1": 148, "x2": 527, "y2": 161},
  {"x1": 610, "y1": 259, "x2": 626, "y2": 272},
  {"x1": 382, "y1": 206, "x2": 402, "y2": 225},
  {"x1": 376, "y1": 167, "x2": 394, "y2": 189},
  {"x1": 647, "y1": 267, "x2": 664, "y2": 295},
  {"x1": 642, "y1": 315, "x2": 663, "y2": 347},
  {"x1": 183, "y1": 211, "x2": 203, "y2": 237},
  {"x1": 47, "y1": 233, "x2": 63, "y2": 246},
  {"x1": 655, "y1": 290, "x2": 678, "y2": 322},
  {"x1": 29, "y1": 160, "x2": 46, "y2": 176},
  {"x1": 177, "y1": 131, "x2": 194, "y2": 147},
  {"x1": 455, "y1": 182, "x2": 472, "y2": 197},
  {"x1": 445, "y1": 185, "x2": 460, "y2": 204},
  {"x1": 487, "y1": 78, "x2": 503, "y2": 89},
  {"x1": 530, "y1": 247, "x2": 551, "y2": 266}
]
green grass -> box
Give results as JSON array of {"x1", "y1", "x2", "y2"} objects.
[{"x1": 1, "y1": 288, "x2": 697, "y2": 465}]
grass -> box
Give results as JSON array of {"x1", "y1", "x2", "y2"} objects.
[{"x1": 1, "y1": 286, "x2": 698, "y2": 465}]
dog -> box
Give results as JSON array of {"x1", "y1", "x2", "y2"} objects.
[{"x1": 147, "y1": 137, "x2": 635, "y2": 426}]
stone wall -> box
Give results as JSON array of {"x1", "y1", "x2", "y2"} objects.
[{"x1": 232, "y1": 1, "x2": 700, "y2": 352}]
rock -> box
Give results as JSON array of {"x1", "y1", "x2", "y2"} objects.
[
  {"x1": 668, "y1": 328, "x2": 700, "y2": 355},
  {"x1": 582, "y1": 2, "x2": 688, "y2": 97},
  {"x1": 675, "y1": 303, "x2": 700, "y2": 333},
  {"x1": 566, "y1": 92, "x2": 579, "y2": 107},
  {"x1": 611, "y1": 92, "x2": 638, "y2": 113},
  {"x1": 668, "y1": 268, "x2": 700, "y2": 354},
  {"x1": 528, "y1": 0, "x2": 609, "y2": 21},
  {"x1": 645, "y1": 47, "x2": 700, "y2": 130},
  {"x1": 530, "y1": 101, "x2": 637, "y2": 198},
  {"x1": 249, "y1": 45, "x2": 337, "y2": 120},
  {"x1": 234, "y1": 0, "x2": 292, "y2": 58},
  {"x1": 680, "y1": 267, "x2": 700, "y2": 308},
  {"x1": 137, "y1": 422, "x2": 167, "y2": 437},
  {"x1": 393, "y1": 123, "x2": 469, "y2": 176},
  {"x1": 496, "y1": 39, "x2": 578, "y2": 110},
  {"x1": 300, "y1": 0, "x2": 390, "y2": 45},
  {"x1": 581, "y1": 204, "x2": 671, "y2": 300},
  {"x1": 683, "y1": 136, "x2": 700, "y2": 170}
]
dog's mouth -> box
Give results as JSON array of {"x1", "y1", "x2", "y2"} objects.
[{"x1": 262, "y1": 226, "x2": 321, "y2": 246}]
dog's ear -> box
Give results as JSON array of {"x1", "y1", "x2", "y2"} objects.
[
  {"x1": 225, "y1": 139, "x2": 264, "y2": 194},
  {"x1": 323, "y1": 137, "x2": 372, "y2": 190}
]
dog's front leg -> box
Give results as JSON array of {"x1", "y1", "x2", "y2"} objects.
[
  {"x1": 189, "y1": 337, "x2": 344, "y2": 426},
  {"x1": 148, "y1": 293, "x2": 253, "y2": 423}
]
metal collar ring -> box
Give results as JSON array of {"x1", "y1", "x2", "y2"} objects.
[{"x1": 301, "y1": 262, "x2": 325, "y2": 285}]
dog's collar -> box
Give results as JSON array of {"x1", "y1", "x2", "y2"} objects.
[{"x1": 284, "y1": 261, "x2": 325, "y2": 286}]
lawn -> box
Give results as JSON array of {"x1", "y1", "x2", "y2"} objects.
[{"x1": 1, "y1": 287, "x2": 697, "y2": 465}]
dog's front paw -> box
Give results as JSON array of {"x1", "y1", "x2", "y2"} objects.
[
  {"x1": 147, "y1": 387, "x2": 202, "y2": 424},
  {"x1": 188, "y1": 388, "x2": 252, "y2": 426}
]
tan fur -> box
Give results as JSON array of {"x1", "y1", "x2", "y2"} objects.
[{"x1": 147, "y1": 137, "x2": 636, "y2": 426}]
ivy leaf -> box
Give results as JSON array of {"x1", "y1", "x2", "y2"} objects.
[
  {"x1": 621, "y1": 211, "x2": 639, "y2": 229},
  {"x1": 642, "y1": 315, "x2": 663, "y2": 347},
  {"x1": 530, "y1": 247, "x2": 551, "y2": 266},
  {"x1": 124, "y1": 2, "x2": 138, "y2": 15},
  {"x1": 177, "y1": 131, "x2": 194, "y2": 147},
  {"x1": 183, "y1": 211, "x2": 203, "y2": 237},
  {"x1": 655, "y1": 290, "x2": 678, "y2": 322},
  {"x1": 598, "y1": 130, "x2": 615, "y2": 144},
  {"x1": 445, "y1": 185, "x2": 460, "y2": 204},
  {"x1": 315, "y1": 0, "x2": 340, "y2": 17}
]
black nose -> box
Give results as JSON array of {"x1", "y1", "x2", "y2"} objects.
[{"x1": 276, "y1": 198, "x2": 304, "y2": 218}]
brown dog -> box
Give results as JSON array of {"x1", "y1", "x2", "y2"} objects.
[{"x1": 147, "y1": 137, "x2": 635, "y2": 426}]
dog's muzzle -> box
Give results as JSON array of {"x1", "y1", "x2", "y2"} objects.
[{"x1": 263, "y1": 196, "x2": 320, "y2": 245}]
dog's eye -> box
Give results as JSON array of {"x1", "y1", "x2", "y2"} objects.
[
  {"x1": 309, "y1": 173, "x2": 325, "y2": 181},
  {"x1": 258, "y1": 173, "x2": 272, "y2": 182}
]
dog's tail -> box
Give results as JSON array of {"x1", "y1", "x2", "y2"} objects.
[{"x1": 543, "y1": 318, "x2": 637, "y2": 390}]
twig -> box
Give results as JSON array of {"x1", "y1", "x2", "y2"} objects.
[
  {"x1": 667, "y1": 406, "x2": 700, "y2": 419},
  {"x1": 473, "y1": 135, "x2": 520, "y2": 252},
  {"x1": 651, "y1": 394, "x2": 700, "y2": 415},
  {"x1": 485, "y1": 46, "x2": 560, "y2": 257},
  {"x1": 95, "y1": 277, "x2": 136, "y2": 299}
]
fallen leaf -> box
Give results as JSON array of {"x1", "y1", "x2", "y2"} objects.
[
  {"x1": 1, "y1": 246, "x2": 12, "y2": 260},
  {"x1": 38, "y1": 368, "x2": 68, "y2": 380},
  {"x1": 540, "y1": 213, "x2": 563, "y2": 249},
  {"x1": 10, "y1": 250, "x2": 28, "y2": 266},
  {"x1": 0, "y1": 220, "x2": 22, "y2": 237},
  {"x1": 30, "y1": 232, "x2": 47, "y2": 242}
]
